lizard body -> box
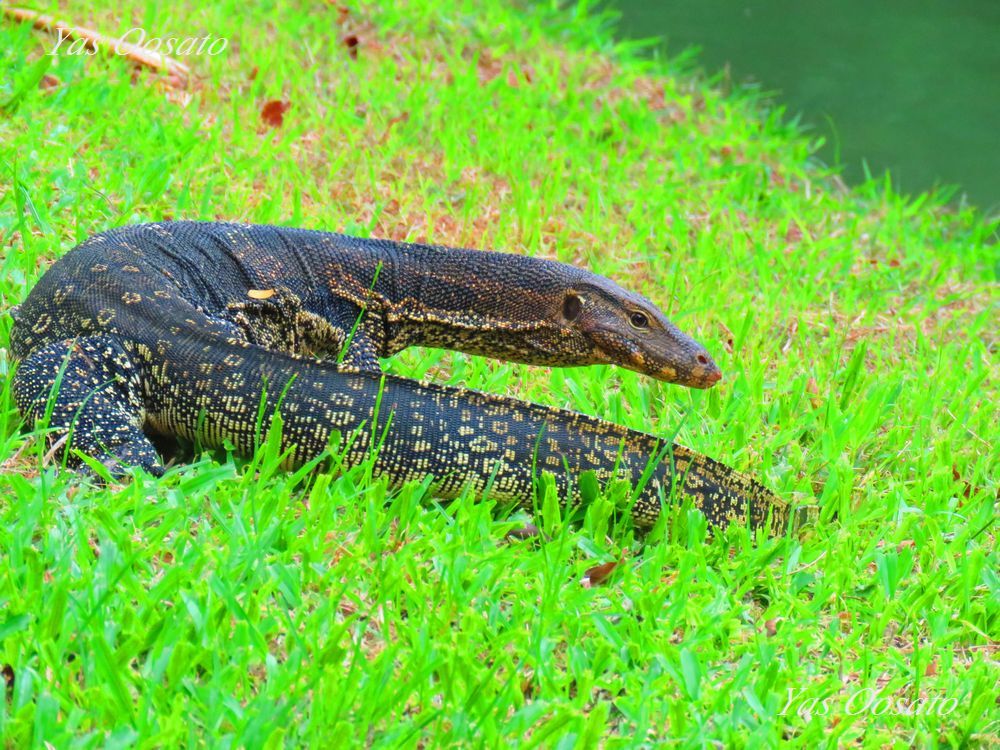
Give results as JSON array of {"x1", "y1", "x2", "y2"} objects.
[
  {"x1": 14, "y1": 222, "x2": 720, "y2": 386},
  {"x1": 10, "y1": 222, "x2": 791, "y2": 532}
]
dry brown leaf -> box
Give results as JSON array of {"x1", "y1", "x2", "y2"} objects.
[
  {"x1": 380, "y1": 111, "x2": 410, "y2": 143},
  {"x1": 505, "y1": 523, "x2": 540, "y2": 541},
  {"x1": 582, "y1": 555, "x2": 623, "y2": 588},
  {"x1": 342, "y1": 34, "x2": 359, "y2": 60},
  {"x1": 520, "y1": 669, "x2": 536, "y2": 699},
  {"x1": 718, "y1": 321, "x2": 735, "y2": 354},
  {"x1": 951, "y1": 466, "x2": 973, "y2": 499},
  {"x1": 260, "y1": 101, "x2": 290, "y2": 128},
  {"x1": 806, "y1": 376, "x2": 823, "y2": 409}
]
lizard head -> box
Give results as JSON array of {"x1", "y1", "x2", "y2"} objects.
[{"x1": 558, "y1": 280, "x2": 722, "y2": 388}]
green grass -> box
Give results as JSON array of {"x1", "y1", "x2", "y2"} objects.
[{"x1": 1, "y1": 0, "x2": 997, "y2": 747}]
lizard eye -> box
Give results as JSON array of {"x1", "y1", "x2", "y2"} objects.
[
  {"x1": 562, "y1": 293, "x2": 582, "y2": 322},
  {"x1": 629, "y1": 311, "x2": 650, "y2": 329}
]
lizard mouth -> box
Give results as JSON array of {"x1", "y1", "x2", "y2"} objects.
[
  {"x1": 687, "y1": 357, "x2": 723, "y2": 388},
  {"x1": 649, "y1": 358, "x2": 722, "y2": 387},
  {"x1": 693, "y1": 367, "x2": 723, "y2": 388}
]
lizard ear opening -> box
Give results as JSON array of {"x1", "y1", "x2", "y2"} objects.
[{"x1": 562, "y1": 293, "x2": 582, "y2": 322}]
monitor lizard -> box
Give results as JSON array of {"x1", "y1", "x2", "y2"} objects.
[{"x1": 10, "y1": 222, "x2": 795, "y2": 533}]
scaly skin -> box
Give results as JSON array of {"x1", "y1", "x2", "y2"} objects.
[
  {"x1": 14, "y1": 221, "x2": 721, "y2": 387},
  {"x1": 11, "y1": 222, "x2": 793, "y2": 533}
]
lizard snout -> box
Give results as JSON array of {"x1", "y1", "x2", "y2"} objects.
[
  {"x1": 691, "y1": 351, "x2": 723, "y2": 388},
  {"x1": 646, "y1": 347, "x2": 722, "y2": 388}
]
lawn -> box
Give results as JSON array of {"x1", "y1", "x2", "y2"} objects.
[{"x1": 0, "y1": 0, "x2": 997, "y2": 747}]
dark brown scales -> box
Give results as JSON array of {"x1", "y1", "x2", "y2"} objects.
[{"x1": 11, "y1": 221, "x2": 796, "y2": 533}]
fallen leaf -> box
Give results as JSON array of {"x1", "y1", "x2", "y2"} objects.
[
  {"x1": 380, "y1": 111, "x2": 410, "y2": 143},
  {"x1": 951, "y1": 466, "x2": 972, "y2": 499},
  {"x1": 248, "y1": 66, "x2": 259, "y2": 81},
  {"x1": 505, "y1": 523, "x2": 540, "y2": 541},
  {"x1": 261, "y1": 100, "x2": 290, "y2": 128},
  {"x1": 342, "y1": 34, "x2": 359, "y2": 60},
  {"x1": 39, "y1": 74, "x2": 60, "y2": 90},
  {"x1": 806, "y1": 376, "x2": 823, "y2": 408},
  {"x1": 582, "y1": 555, "x2": 623, "y2": 588},
  {"x1": 718, "y1": 321, "x2": 735, "y2": 354},
  {"x1": 386, "y1": 111, "x2": 409, "y2": 127},
  {"x1": 520, "y1": 669, "x2": 536, "y2": 698},
  {"x1": 764, "y1": 618, "x2": 780, "y2": 637},
  {"x1": 477, "y1": 52, "x2": 503, "y2": 84}
]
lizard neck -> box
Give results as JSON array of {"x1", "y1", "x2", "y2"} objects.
[{"x1": 321, "y1": 236, "x2": 593, "y2": 364}]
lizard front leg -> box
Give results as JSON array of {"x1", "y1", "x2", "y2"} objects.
[
  {"x1": 320, "y1": 299, "x2": 383, "y2": 374},
  {"x1": 222, "y1": 289, "x2": 383, "y2": 374},
  {"x1": 12, "y1": 335, "x2": 163, "y2": 476}
]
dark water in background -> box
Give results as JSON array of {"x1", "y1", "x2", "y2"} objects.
[{"x1": 609, "y1": 0, "x2": 1000, "y2": 210}]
